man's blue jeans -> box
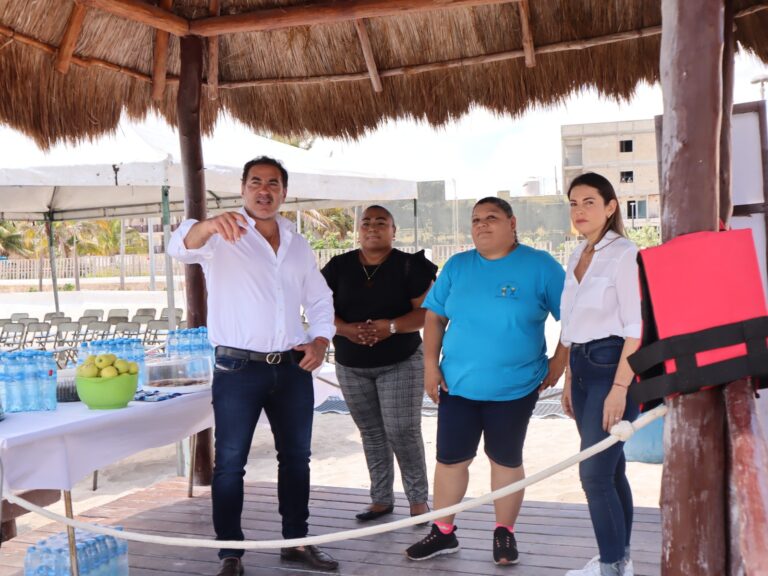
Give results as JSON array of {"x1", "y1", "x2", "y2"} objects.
[
  {"x1": 570, "y1": 336, "x2": 639, "y2": 565},
  {"x1": 211, "y1": 354, "x2": 314, "y2": 559}
]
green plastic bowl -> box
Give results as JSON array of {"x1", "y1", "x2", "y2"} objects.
[{"x1": 75, "y1": 373, "x2": 138, "y2": 410}]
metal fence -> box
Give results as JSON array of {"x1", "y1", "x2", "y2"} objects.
[{"x1": 0, "y1": 242, "x2": 576, "y2": 281}]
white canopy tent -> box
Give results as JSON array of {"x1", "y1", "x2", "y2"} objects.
[
  {"x1": 0, "y1": 118, "x2": 418, "y2": 313},
  {"x1": 0, "y1": 118, "x2": 418, "y2": 221}
]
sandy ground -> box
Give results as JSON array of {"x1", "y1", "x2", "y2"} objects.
[{"x1": 15, "y1": 412, "x2": 663, "y2": 537}]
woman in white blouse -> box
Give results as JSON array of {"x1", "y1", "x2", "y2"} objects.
[{"x1": 560, "y1": 173, "x2": 641, "y2": 576}]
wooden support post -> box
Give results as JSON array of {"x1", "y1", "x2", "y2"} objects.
[
  {"x1": 659, "y1": 1, "x2": 726, "y2": 574},
  {"x1": 55, "y1": 2, "x2": 87, "y2": 74},
  {"x1": 517, "y1": 0, "x2": 535, "y2": 68},
  {"x1": 354, "y1": 19, "x2": 383, "y2": 92},
  {"x1": 207, "y1": 0, "x2": 220, "y2": 100},
  {"x1": 178, "y1": 35, "x2": 213, "y2": 486},
  {"x1": 151, "y1": 0, "x2": 173, "y2": 102},
  {"x1": 724, "y1": 380, "x2": 768, "y2": 573},
  {"x1": 719, "y1": 0, "x2": 735, "y2": 226}
]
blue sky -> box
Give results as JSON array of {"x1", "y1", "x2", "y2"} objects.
[{"x1": 310, "y1": 52, "x2": 768, "y2": 199}]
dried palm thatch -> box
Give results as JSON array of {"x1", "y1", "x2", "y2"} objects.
[{"x1": 0, "y1": 0, "x2": 767, "y2": 148}]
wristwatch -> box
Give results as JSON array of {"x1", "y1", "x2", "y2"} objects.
[{"x1": 389, "y1": 320, "x2": 397, "y2": 334}]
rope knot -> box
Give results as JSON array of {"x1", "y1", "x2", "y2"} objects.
[{"x1": 610, "y1": 420, "x2": 635, "y2": 442}]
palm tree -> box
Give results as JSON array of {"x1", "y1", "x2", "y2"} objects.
[{"x1": 0, "y1": 221, "x2": 31, "y2": 257}]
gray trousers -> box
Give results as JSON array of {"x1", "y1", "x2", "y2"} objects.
[{"x1": 335, "y1": 347, "x2": 429, "y2": 505}]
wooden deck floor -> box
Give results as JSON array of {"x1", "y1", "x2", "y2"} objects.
[{"x1": 0, "y1": 479, "x2": 661, "y2": 576}]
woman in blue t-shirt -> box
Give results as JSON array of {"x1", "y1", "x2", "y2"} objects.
[{"x1": 406, "y1": 197, "x2": 567, "y2": 566}]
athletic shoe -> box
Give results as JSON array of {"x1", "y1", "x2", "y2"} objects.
[
  {"x1": 493, "y1": 526, "x2": 519, "y2": 565},
  {"x1": 405, "y1": 523, "x2": 460, "y2": 560}
]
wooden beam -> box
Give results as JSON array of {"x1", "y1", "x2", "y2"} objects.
[
  {"x1": 0, "y1": 22, "x2": 178, "y2": 84},
  {"x1": 659, "y1": 1, "x2": 726, "y2": 575},
  {"x1": 78, "y1": 0, "x2": 188, "y2": 36},
  {"x1": 207, "y1": 0, "x2": 220, "y2": 100},
  {"x1": 517, "y1": 0, "x2": 535, "y2": 67},
  {"x1": 151, "y1": 0, "x2": 174, "y2": 101},
  {"x1": 190, "y1": 0, "x2": 520, "y2": 37},
  {"x1": 219, "y1": 24, "x2": 664, "y2": 89},
  {"x1": 354, "y1": 19, "x2": 383, "y2": 93},
  {"x1": 55, "y1": 2, "x2": 87, "y2": 74}
]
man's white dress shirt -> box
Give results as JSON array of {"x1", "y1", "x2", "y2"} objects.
[
  {"x1": 167, "y1": 209, "x2": 335, "y2": 352},
  {"x1": 560, "y1": 231, "x2": 642, "y2": 347}
]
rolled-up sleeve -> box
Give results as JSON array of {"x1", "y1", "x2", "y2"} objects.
[
  {"x1": 616, "y1": 246, "x2": 642, "y2": 338},
  {"x1": 302, "y1": 246, "x2": 336, "y2": 342},
  {"x1": 167, "y1": 219, "x2": 216, "y2": 264}
]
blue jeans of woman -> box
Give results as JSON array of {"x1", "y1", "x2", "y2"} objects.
[
  {"x1": 211, "y1": 354, "x2": 314, "y2": 559},
  {"x1": 570, "y1": 336, "x2": 639, "y2": 566}
]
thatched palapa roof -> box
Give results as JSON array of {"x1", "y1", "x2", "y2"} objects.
[{"x1": 1, "y1": 0, "x2": 767, "y2": 149}]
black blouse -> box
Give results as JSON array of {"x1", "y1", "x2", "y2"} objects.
[{"x1": 321, "y1": 249, "x2": 437, "y2": 368}]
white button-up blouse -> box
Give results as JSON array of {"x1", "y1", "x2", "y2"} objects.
[{"x1": 560, "y1": 231, "x2": 642, "y2": 347}]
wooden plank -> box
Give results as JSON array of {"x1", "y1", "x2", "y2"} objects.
[
  {"x1": 207, "y1": 0, "x2": 220, "y2": 100},
  {"x1": 517, "y1": 0, "x2": 535, "y2": 67},
  {"x1": 78, "y1": 0, "x2": 188, "y2": 36},
  {"x1": 190, "y1": 0, "x2": 521, "y2": 37},
  {"x1": 354, "y1": 19, "x2": 383, "y2": 92},
  {"x1": 55, "y1": 2, "x2": 87, "y2": 74},
  {"x1": 0, "y1": 480, "x2": 660, "y2": 576},
  {"x1": 151, "y1": 0, "x2": 174, "y2": 101}
]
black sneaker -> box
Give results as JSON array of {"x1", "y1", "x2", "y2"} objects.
[
  {"x1": 493, "y1": 526, "x2": 519, "y2": 565},
  {"x1": 405, "y1": 524, "x2": 460, "y2": 561}
]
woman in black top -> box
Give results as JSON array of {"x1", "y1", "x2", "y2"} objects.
[{"x1": 322, "y1": 205, "x2": 437, "y2": 521}]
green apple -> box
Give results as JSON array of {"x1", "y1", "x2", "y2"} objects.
[
  {"x1": 128, "y1": 361, "x2": 139, "y2": 375},
  {"x1": 114, "y1": 359, "x2": 129, "y2": 374},
  {"x1": 77, "y1": 363, "x2": 99, "y2": 378},
  {"x1": 83, "y1": 355, "x2": 97, "y2": 366},
  {"x1": 94, "y1": 354, "x2": 114, "y2": 369},
  {"x1": 100, "y1": 365, "x2": 119, "y2": 378}
]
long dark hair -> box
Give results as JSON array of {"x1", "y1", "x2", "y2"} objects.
[{"x1": 567, "y1": 172, "x2": 625, "y2": 239}]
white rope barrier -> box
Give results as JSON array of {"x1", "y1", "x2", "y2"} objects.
[{"x1": 0, "y1": 404, "x2": 667, "y2": 550}]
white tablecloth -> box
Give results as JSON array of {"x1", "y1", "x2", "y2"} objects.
[{"x1": 0, "y1": 392, "x2": 213, "y2": 491}]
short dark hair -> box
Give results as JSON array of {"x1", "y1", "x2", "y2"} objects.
[
  {"x1": 362, "y1": 205, "x2": 396, "y2": 227},
  {"x1": 474, "y1": 196, "x2": 514, "y2": 218},
  {"x1": 567, "y1": 172, "x2": 625, "y2": 237},
  {"x1": 241, "y1": 156, "x2": 288, "y2": 188}
]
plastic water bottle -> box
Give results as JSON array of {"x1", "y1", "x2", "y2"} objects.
[
  {"x1": 75, "y1": 542, "x2": 91, "y2": 576},
  {"x1": 6, "y1": 352, "x2": 23, "y2": 412},
  {"x1": 114, "y1": 526, "x2": 129, "y2": 576},
  {"x1": 166, "y1": 330, "x2": 178, "y2": 359},
  {"x1": 77, "y1": 341, "x2": 91, "y2": 366},
  {"x1": 45, "y1": 350, "x2": 58, "y2": 410},
  {"x1": 131, "y1": 339, "x2": 146, "y2": 390},
  {"x1": 21, "y1": 351, "x2": 38, "y2": 411},
  {"x1": 102, "y1": 534, "x2": 119, "y2": 575},
  {"x1": 24, "y1": 545, "x2": 40, "y2": 576},
  {"x1": 53, "y1": 548, "x2": 70, "y2": 576},
  {"x1": 38, "y1": 547, "x2": 54, "y2": 575}
]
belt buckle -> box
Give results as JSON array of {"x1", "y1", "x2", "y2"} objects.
[{"x1": 266, "y1": 352, "x2": 282, "y2": 365}]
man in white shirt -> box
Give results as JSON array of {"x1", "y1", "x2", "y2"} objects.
[{"x1": 168, "y1": 156, "x2": 338, "y2": 576}]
